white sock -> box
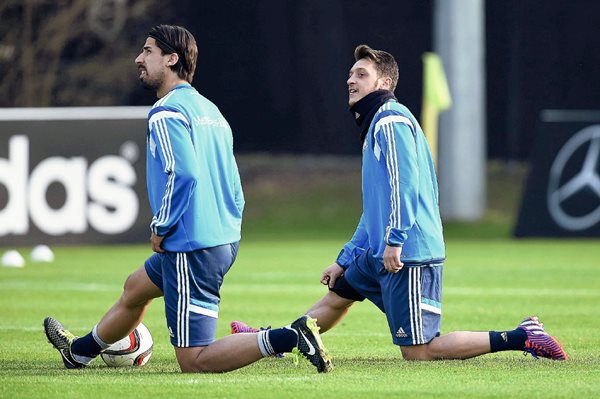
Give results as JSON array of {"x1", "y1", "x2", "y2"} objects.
[
  {"x1": 92, "y1": 325, "x2": 112, "y2": 350},
  {"x1": 257, "y1": 330, "x2": 275, "y2": 357}
]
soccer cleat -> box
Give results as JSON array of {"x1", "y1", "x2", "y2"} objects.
[
  {"x1": 230, "y1": 320, "x2": 262, "y2": 334},
  {"x1": 230, "y1": 320, "x2": 285, "y2": 358},
  {"x1": 517, "y1": 316, "x2": 569, "y2": 360},
  {"x1": 290, "y1": 315, "x2": 333, "y2": 373},
  {"x1": 43, "y1": 317, "x2": 86, "y2": 369}
]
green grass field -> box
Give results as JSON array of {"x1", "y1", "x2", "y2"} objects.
[{"x1": 1, "y1": 238, "x2": 599, "y2": 399}]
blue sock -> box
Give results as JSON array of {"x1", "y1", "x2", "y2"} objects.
[
  {"x1": 489, "y1": 329, "x2": 528, "y2": 352},
  {"x1": 72, "y1": 325, "x2": 110, "y2": 359},
  {"x1": 257, "y1": 328, "x2": 298, "y2": 356}
]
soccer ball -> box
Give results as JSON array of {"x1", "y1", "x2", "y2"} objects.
[{"x1": 100, "y1": 323, "x2": 153, "y2": 367}]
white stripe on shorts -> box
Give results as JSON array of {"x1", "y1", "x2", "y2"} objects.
[
  {"x1": 189, "y1": 304, "x2": 218, "y2": 318},
  {"x1": 416, "y1": 267, "x2": 424, "y2": 344},
  {"x1": 408, "y1": 267, "x2": 415, "y2": 344},
  {"x1": 421, "y1": 303, "x2": 442, "y2": 315},
  {"x1": 409, "y1": 268, "x2": 424, "y2": 345},
  {"x1": 177, "y1": 253, "x2": 190, "y2": 347}
]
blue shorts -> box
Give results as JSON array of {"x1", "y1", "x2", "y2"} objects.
[
  {"x1": 144, "y1": 242, "x2": 239, "y2": 347},
  {"x1": 343, "y1": 249, "x2": 443, "y2": 346}
]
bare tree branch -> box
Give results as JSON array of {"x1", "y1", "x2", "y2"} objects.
[
  {"x1": 39, "y1": 0, "x2": 89, "y2": 106},
  {"x1": 1, "y1": 0, "x2": 168, "y2": 107}
]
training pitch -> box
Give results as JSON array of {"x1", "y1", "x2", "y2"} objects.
[{"x1": 1, "y1": 238, "x2": 599, "y2": 398}]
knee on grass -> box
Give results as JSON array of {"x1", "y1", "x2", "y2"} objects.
[
  {"x1": 400, "y1": 343, "x2": 441, "y2": 361},
  {"x1": 176, "y1": 347, "x2": 217, "y2": 373}
]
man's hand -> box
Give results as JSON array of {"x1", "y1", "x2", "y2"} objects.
[
  {"x1": 151, "y1": 233, "x2": 165, "y2": 253},
  {"x1": 383, "y1": 245, "x2": 403, "y2": 273},
  {"x1": 320, "y1": 263, "x2": 344, "y2": 288}
]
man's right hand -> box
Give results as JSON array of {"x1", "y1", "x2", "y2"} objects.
[
  {"x1": 320, "y1": 263, "x2": 344, "y2": 288},
  {"x1": 151, "y1": 233, "x2": 165, "y2": 253}
]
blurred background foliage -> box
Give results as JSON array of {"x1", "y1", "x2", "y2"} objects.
[{"x1": 0, "y1": 0, "x2": 168, "y2": 107}]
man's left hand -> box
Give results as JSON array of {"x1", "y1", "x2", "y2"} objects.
[
  {"x1": 383, "y1": 245, "x2": 403, "y2": 273},
  {"x1": 151, "y1": 233, "x2": 165, "y2": 253}
]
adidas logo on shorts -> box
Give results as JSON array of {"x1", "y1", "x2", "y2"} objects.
[{"x1": 396, "y1": 327, "x2": 408, "y2": 338}]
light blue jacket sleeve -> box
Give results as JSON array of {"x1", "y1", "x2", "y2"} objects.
[
  {"x1": 335, "y1": 213, "x2": 368, "y2": 269},
  {"x1": 378, "y1": 118, "x2": 419, "y2": 247},
  {"x1": 149, "y1": 107, "x2": 200, "y2": 236}
]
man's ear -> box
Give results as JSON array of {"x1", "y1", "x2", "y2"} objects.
[
  {"x1": 380, "y1": 76, "x2": 392, "y2": 90},
  {"x1": 167, "y1": 53, "x2": 179, "y2": 67}
]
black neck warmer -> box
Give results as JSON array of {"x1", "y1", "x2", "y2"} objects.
[{"x1": 349, "y1": 89, "x2": 397, "y2": 142}]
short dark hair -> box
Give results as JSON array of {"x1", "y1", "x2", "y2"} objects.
[
  {"x1": 148, "y1": 24, "x2": 197, "y2": 83},
  {"x1": 354, "y1": 44, "x2": 399, "y2": 91}
]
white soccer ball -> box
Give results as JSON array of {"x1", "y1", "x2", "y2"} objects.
[
  {"x1": 30, "y1": 245, "x2": 55, "y2": 263},
  {"x1": 100, "y1": 323, "x2": 153, "y2": 367},
  {"x1": 2, "y1": 250, "x2": 25, "y2": 268}
]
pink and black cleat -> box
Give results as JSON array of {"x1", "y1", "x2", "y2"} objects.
[
  {"x1": 230, "y1": 320, "x2": 285, "y2": 358},
  {"x1": 517, "y1": 316, "x2": 569, "y2": 360},
  {"x1": 230, "y1": 320, "x2": 261, "y2": 334}
]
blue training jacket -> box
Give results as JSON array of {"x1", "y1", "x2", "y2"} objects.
[
  {"x1": 336, "y1": 99, "x2": 445, "y2": 267},
  {"x1": 146, "y1": 83, "x2": 244, "y2": 252}
]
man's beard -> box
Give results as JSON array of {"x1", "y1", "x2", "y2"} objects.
[{"x1": 139, "y1": 69, "x2": 164, "y2": 92}]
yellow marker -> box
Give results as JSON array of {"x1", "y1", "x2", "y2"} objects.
[{"x1": 421, "y1": 52, "x2": 452, "y2": 168}]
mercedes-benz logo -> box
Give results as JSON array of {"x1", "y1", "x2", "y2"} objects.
[{"x1": 547, "y1": 125, "x2": 600, "y2": 230}]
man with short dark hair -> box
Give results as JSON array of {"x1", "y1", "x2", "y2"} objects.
[
  {"x1": 234, "y1": 44, "x2": 568, "y2": 362},
  {"x1": 44, "y1": 24, "x2": 333, "y2": 373}
]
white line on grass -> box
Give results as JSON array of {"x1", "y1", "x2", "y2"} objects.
[
  {"x1": 0, "y1": 281, "x2": 120, "y2": 292},
  {"x1": 446, "y1": 287, "x2": 599, "y2": 297},
  {"x1": 1, "y1": 282, "x2": 597, "y2": 297},
  {"x1": 0, "y1": 325, "x2": 90, "y2": 331}
]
